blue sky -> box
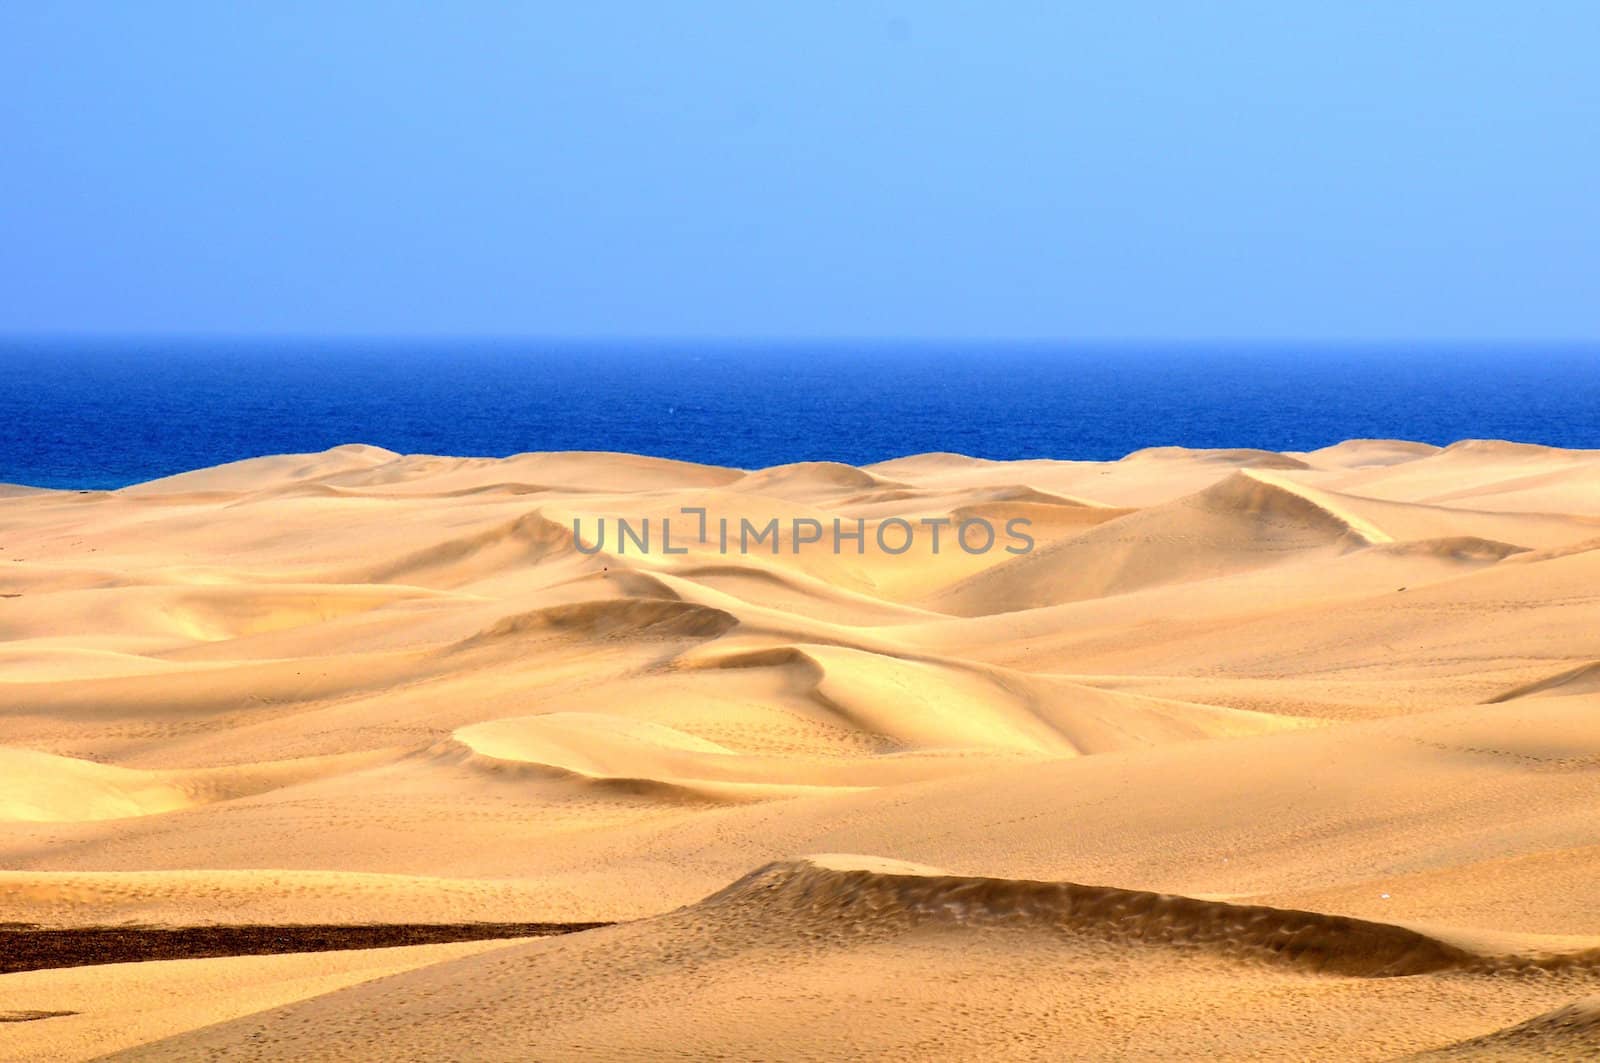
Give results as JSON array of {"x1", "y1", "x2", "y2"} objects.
[{"x1": 2, "y1": 3, "x2": 1596, "y2": 340}]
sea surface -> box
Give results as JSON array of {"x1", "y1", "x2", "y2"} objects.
[{"x1": 3, "y1": 338, "x2": 1597, "y2": 490}]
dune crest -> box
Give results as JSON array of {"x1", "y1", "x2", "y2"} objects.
[
  {"x1": 698, "y1": 856, "x2": 1600, "y2": 977},
  {"x1": 1410, "y1": 996, "x2": 1600, "y2": 1059},
  {"x1": 1485, "y1": 661, "x2": 1600, "y2": 703}
]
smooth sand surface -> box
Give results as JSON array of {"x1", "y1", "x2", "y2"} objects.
[{"x1": 2, "y1": 440, "x2": 1599, "y2": 1060}]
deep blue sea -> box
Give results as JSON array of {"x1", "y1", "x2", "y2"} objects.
[{"x1": 3, "y1": 339, "x2": 1597, "y2": 490}]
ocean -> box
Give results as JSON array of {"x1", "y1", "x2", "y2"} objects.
[{"x1": 3, "y1": 338, "x2": 1597, "y2": 490}]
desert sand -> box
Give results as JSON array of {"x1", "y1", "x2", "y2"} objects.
[{"x1": 2, "y1": 439, "x2": 1599, "y2": 1060}]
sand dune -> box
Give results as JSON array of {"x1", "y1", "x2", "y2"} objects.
[
  {"x1": 731, "y1": 460, "x2": 904, "y2": 499},
  {"x1": 1123, "y1": 445, "x2": 1315, "y2": 469},
  {"x1": 1298, "y1": 439, "x2": 1444, "y2": 468},
  {"x1": 930, "y1": 470, "x2": 1388, "y2": 614},
  {"x1": 1487, "y1": 661, "x2": 1600, "y2": 703},
  {"x1": 1412, "y1": 996, "x2": 1600, "y2": 1059},
  {"x1": 0, "y1": 747, "x2": 391, "y2": 823},
  {"x1": 95, "y1": 857, "x2": 1600, "y2": 1061},
  {"x1": 3, "y1": 441, "x2": 1599, "y2": 1059}
]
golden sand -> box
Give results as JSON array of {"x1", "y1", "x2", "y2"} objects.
[{"x1": 2, "y1": 440, "x2": 1599, "y2": 1060}]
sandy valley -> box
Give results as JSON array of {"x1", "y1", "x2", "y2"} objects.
[{"x1": 2, "y1": 439, "x2": 1599, "y2": 1059}]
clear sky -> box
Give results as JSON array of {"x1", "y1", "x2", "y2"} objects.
[{"x1": 2, "y1": 3, "x2": 1597, "y2": 341}]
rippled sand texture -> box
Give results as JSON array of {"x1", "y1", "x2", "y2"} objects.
[{"x1": 3, "y1": 439, "x2": 1599, "y2": 1060}]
